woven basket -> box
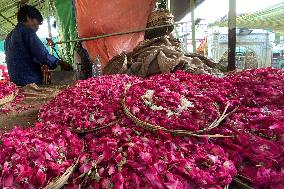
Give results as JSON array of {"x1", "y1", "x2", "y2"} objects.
[
  {"x1": 145, "y1": 9, "x2": 174, "y2": 39},
  {"x1": 147, "y1": 9, "x2": 174, "y2": 27},
  {"x1": 0, "y1": 92, "x2": 16, "y2": 106},
  {"x1": 44, "y1": 159, "x2": 78, "y2": 189},
  {"x1": 232, "y1": 176, "x2": 254, "y2": 189},
  {"x1": 122, "y1": 95, "x2": 234, "y2": 137},
  {"x1": 69, "y1": 119, "x2": 120, "y2": 134}
]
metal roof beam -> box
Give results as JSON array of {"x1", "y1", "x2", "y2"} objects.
[
  {"x1": 0, "y1": 26, "x2": 9, "y2": 33},
  {"x1": 0, "y1": 2, "x2": 18, "y2": 13},
  {"x1": 0, "y1": 13, "x2": 16, "y2": 26}
]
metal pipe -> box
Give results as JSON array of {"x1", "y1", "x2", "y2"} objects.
[
  {"x1": 46, "y1": 0, "x2": 53, "y2": 55},
  {"x1": 46, "y1": 1, "x2": 52, "y2": 39},
  {"x1": 190, "y1": 0, "x2": 196, "y2": 53},
  {"x1": 228, "y1": 0, "x2": 236, "y2": 71},
  {"x1": 167, "y1": 0, "x2": 171, "y2": 10},
  {"x1": 55, "y1": 21, "x2": 192, "y2": 45}
]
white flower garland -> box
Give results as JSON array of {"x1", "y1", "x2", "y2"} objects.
[{"x1": 141, "y1": 89, "x2": 194, "y2": 117}]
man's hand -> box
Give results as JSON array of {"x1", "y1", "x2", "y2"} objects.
[{"x1": 59, "y1": 60, "x2": 72, "y2": 71}]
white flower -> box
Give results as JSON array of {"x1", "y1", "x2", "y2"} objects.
[
  {"x1": 125, "y1": 83, "x2": 132, "y2": 91},
  {"x1": 89, "y1": 114, "x2": 95, "y2": 122},
  {"x1": 141, "y1": 90, "x2": 194, "y2": 117}
]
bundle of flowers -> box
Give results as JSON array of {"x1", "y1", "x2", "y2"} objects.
[
  {"x1": 66, "y1": 119, "x2": 237, "y2": 189},
  {"x1": 38, "y1": 75, "x2": 141, "y2": 132},
  {"x1": 212, "y1": 132, "x2": 284, "y2": 189},
  {"x1": 0, "y1": 65, "x2": 9, "y2": 81},
  {"x1": 0, "y1": 122, "x2": 83, "y2": 188},
  {"x1": 124, "y1": 71, "x2": 236, "y2": 132},
  {"x1": 225, "y1": 68, "x2": 284, "y2": 107}
]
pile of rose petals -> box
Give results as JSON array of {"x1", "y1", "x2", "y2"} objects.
[
  {"x1": 213, "y1": 132, "x2": 284, "y2": 189},
  {"x1": 0, "y1": 122, "x2": 83, "y2": 188},
  {"x1": 3, "y1": 68, "x2": 284, "y2": 188},
  {"x1": 210, "y1": 68, "x2": 284, "y2": 188},
  {"x1": 0, "y1": 81, "x2": 17, "y2": 100},
  {"x1": 0, "y1": 65, "x2": 9, "y2": 81},
  {"x1": 38, "y1": 74, "x2": 238, "y2": 188},
  {"x1": 124, "y1": 71, "x2": 236, "y2": 131},
  {"x1": 225, "y1": 68, "x2": 284, "y2": 107},
  {"x1": 0, "y1": 81, "x2": 25, "y2": 114},
  {"x1": 66, "y1": 118, "x2": 237, "y2": 189},
  {"x1": 38, "y1": 75, "x2": 141, "y2": 131}
]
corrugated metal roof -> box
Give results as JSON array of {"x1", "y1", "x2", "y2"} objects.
[
  {"x1": 0, "y1": 0, "x2": 47, "y2": 40},
  {"x1": 171, "y1": 0, "x2": 205, "y2": 21},
  {"x1": 216, "y1": 2, "x2": 284, "y2": 34}
]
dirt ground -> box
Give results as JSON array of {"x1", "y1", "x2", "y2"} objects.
[{"x1": 0, "y1": 84, "x2": 67, "y2": 131}]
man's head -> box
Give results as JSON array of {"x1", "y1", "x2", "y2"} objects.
[{"x1": 17, "y1": 5, "x2": 43, "y2": 32}]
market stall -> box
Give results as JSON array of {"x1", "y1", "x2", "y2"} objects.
[{"x1": 0, "y1": 0, "x2": 284, "y2": 188}]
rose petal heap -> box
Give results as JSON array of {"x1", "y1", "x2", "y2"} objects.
[
  {"x1": 210, "y1": 68, "x2": 284, "y2": 188},
  {"x1": 0, "y1": 122, "x2": 83, "y2": 188},
  {"x1": 66, "y1": 119, "x2": 237, "y2": 189},
  {"x1": 6, "y1": 69, "x2": 284, "y2": 188},
  {"x1": 38, "y1": 75, "x2": 141, "y2": 131},
  {"x1": 212, "y1": 118, "x2": 284, "y2": 188},
  {"x1": 0, "y1": 81, "x2": 23, "y2": 114},
  {"x1": 0, "y1": 65, "x2": 9, "y2": 81},
  {"x1": 173, "y1": 71, "x2": 240, "y2": 108},
  {"x1": 218, "y1": 106, "x2": 284, "y2": 143},
  {"x1": 0, "y1": 81, "x2": 17, "y2": 100},
  {"x1": 124, "y1": 71, "x2": 234, "y2": 131},
  {"x1": 226, "y1": 68, "x2": 284, "y2": 107},
  {"x1": 221, "y1": 68, "x2": 284, "y2": 140},
  {"x1": 213, "y1": 132, "x2": 284, "y2": 189}
]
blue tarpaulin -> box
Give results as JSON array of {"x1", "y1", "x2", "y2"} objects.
[{"x1": 0, "y1": 41, "x2": 4, "y2": 52}]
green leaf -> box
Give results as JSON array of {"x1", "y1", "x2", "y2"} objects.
[
  {"x1": 117, "y1": 156, "x2": 127, "y2": 171},
  {"x1": 94, "y1": 173, "x2": 101, "y2": 182},
  {"x1": 78, "y1": 172, "x2": 88, "y2": 179}
]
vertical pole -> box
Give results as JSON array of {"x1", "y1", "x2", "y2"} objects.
[
  {"x1": 167, "y1": 0, "x2": 171, "y2": 10},
  {"x1": 46, "y1": 0, "x2": 53, "y2": 55},
  {"x1": 228, "y1": 0, "x2": 236, "y2": 71},
  {"x1": 45, "y1": 0, "x2": 53, "y2": 85},
  {"x1": 190, "y1": 0, "x2": 196, "y2": 53}
]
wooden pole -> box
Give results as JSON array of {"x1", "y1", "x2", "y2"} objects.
[
  {"x1": 228, "y1": 0, "x2": 236, "y2": 71},
  {"x1": 190, "y1": 0, "x2": 196, "y2": 53}
]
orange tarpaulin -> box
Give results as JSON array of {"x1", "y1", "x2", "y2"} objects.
[
  {"x1": 197, "y1": 37, "x2": 207, "y2": 55},
  {"x1": 74, "y1": 0, "x2": 156, "y2": 67}
]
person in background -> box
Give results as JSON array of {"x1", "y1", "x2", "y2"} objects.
[{"x1": 5, "y1": 5, "x2": 71, "y2": 86}]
